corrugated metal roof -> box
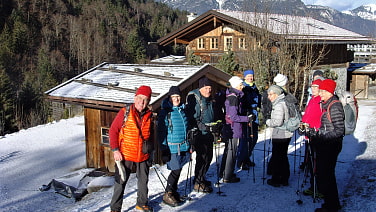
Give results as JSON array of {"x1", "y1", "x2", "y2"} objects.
[
  {"x1": 45, "y1": 63, "x2": 230, "y2": 110},
  {"x1": 216, "y1": 10, "x2": 371, "y2": 42}
]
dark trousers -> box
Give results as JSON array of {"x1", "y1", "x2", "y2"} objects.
[
  {"x1": 166, "y1": 169, "x2": 182, "y2": 192},
  {"x1": 269, "y1": 138, "x2": 291, "y2": 183},
  {"x1": 110, "y1": 160, "x2": 150, "y2": 211},
  {"x1": 220, "y1": 138, "x2": 239, "y2": 180},
  {"x1": 237, "y1": 122, "x2": 258, "y2": 166},
  {"x1": 316, "y1": 141, "x2": 342, "y2": 210},
  {"x1": 194, "y1": 133, "x2": 214, "y2": 184}
]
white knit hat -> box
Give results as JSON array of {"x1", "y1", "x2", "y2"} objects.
[
  {"x1": 273, "y1": 74, "x2": 288, "y2": 87},
  {"x1": 229, "y1": 76, "x2": 243, "y2": 88}
]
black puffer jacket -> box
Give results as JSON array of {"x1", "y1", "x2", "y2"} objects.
[{"x1": 316, "y1": 95, "x2": 345, "y2": 143}]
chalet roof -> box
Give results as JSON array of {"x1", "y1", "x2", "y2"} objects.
[
  {"x1": 352, "y1": 63, "x2": 376, "y2": 74},
  {"x1": 45, "y1": 63, "x2": 231, "y2": 111},
  {"x1": 158, "y1": 10, "x2": 374, "y2": 46}
]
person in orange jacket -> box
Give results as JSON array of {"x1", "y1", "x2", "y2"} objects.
[{"x1": 109, "y1": 85, "x2": 154, "y2": 212}]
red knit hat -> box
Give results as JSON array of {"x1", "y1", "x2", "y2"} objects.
[
  {"x1": 135, "y1": 85, "x2": 152, "y2": 99},
  {"x1": 320, "y1": 79, "x2": 336, "y2": 94},
  {"x1": 311, "y1": 79, "x2": 322, "y2": 86}
]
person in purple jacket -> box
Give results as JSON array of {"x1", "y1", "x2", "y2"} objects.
[{"x1": 220, "y1": 76, "x2": 252, "y2": 183}]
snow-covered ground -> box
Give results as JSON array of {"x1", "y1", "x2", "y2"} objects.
[{"x1": 1, "y1": 100, "x2": 375, "y2": 212}]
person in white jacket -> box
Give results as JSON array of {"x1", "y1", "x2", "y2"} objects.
[{"x1": 265, "y1": 85, "x2": 293, "y2": 187}]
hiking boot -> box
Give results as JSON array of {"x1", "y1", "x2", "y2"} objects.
[
  {"x1": 163, "y1": 192, "x2": 179, "y2": 207},
  {"x1": 223, "y1": 175, "x2": 240, "y2": 183},
  {"x1": 193, "y1": 183, "x2": 213, "y2": 193},
  {"x1": 135, "y1": 205, "x2": 153, "y2": 212},
  {"x1": 172, "y1": 191, "x2": 183, "y2": 203},
  {"x1": 267, "y1": 179, "x2": 280, "y2": 187}
]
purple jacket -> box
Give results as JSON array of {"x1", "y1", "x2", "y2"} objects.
[{"x1": 225, "y1": 88, "x2": 249, "y2": 138}]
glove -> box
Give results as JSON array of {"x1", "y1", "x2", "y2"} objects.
[
  {"x1": 161, "y1": 148, "x2": 171, "y2": 163},
  {"x1": 306, "y1": 128, "x2": 318, "y2": 138},
  {"x1": 146, "y1": 150, "x2": 154, "y2": 167},
  {"x1": 248, "y1": 114, "x2": 254, "y2": 122},
  {"x1": 298, "y1": 123, "x2": 307, "y2": 135}
]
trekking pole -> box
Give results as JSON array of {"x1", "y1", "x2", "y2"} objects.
[
  {"x1": 183, "y1": 128, "x2": 197, "y2": 200},
  {"x1": 310, "y1": 142, "x2": 318, "y2": 203},
  {"x1": 266, "y1": 127, "x2": 272, "y2": 176},
  {"x1": 248, "y1": 114, "x2": 255, "y2": 183},
  {"x1": 262, "y1": 128, "x2": 267, "y2": 184},
  {"x1": 246, "y1": 113, "x2": 251, "y2": 176},
  {"x1": 293, "y1": 132, "x2": 297, "y2": 174},
  {"x1": 295, "y1": 136, "x2": 306, "y2": 205},
  {"x1": 151, "y1": 164, "x2": 166, "y2": 191},
  {"x1": 183, "y1": 159, "x2": 193, "y2": 201}
]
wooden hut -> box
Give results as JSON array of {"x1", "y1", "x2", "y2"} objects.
[{"x1": 45, "y1": 63, "x2": 231, "y2": 172}]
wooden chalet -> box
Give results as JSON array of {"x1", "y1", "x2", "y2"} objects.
[
  {"x1": 45, "y1": 63, "x2": 231, "y2": 172},
  {"x1": 158, "y1": 10, "x2": 373, "y2": 66}
]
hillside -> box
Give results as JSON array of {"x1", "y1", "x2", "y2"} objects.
[{"x1": 0, "y1": 0, "x2": 187, "y2": 135}]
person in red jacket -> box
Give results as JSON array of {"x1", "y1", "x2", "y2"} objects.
[
  {"x1": 109, "y1": 85, "x2": 154, "y2": 212},
  {"x1": 300, "y1": 78, "x2": 324, "y2": 197}
]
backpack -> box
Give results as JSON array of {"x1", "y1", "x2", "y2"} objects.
[
  {"x1": 280, "y1": 93, "x2": 302, "y2": 132},
  {"x1": 327, "y1": 91, "x2": 358, "y2": 135}
]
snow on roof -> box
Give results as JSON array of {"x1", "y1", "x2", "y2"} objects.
[
  {"x1": 353, "y1": 63, "x2": 376, "y2": 74},
  {"x1": 150, "y1": 55, "x2": 186, "y2": 64},
  {"x1": 45, "y1": 63, "x2": 205, "y2": 106},
  {"x1": 216, "y1": 10, "x2": 372, "y2": 42}
]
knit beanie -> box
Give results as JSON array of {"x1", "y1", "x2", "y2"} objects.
[
  {"x1": 168, "y1": 86, "x2": 181, "y2": 96},
  {"x1": 311, "y1": 79, "x2": 322, "y2": 86},
  {"x1": 268, "y1": 85, "x2": 283, "y2": 95},
  {"x1": 229, "y1": 76, "x2": 243, "y2": 88},
  {"x1": 135, "y1": 85, "x2": 152, "y2": 99},
  {"x1": 243, "y1": 69, "x2": 254, "y2": 77},
  {"x1": 199, "y1": 77, "x2": 211, "y2": 89},
  {"x1": 273, "y1": 74, "x2": 288, "y2": 87},
  {"x1": 320, "y1": 79, "x2": 336, "y2": 94},
  {"x1": 313, "y1": 70, "x2": 324, "y2": 78}
]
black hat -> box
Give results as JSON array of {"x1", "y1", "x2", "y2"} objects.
[
  {"x1": 198, "y1": 77, "x2": 211, "y2": 89},
  {"x1": 168, "y1": 86, "x2": 181, "y2": 96},
  {"x1": 313, "y1": 70, "x2": 323, "y2": 78}
]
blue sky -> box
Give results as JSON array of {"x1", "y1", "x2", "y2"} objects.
[{"x1": 301, "y1": 0, "x2": 376, "y2": 11}]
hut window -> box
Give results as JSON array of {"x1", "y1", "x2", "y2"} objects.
[
  {"x1": 101, "y1": 127, "x2": 109, "y2": 145},
  {"x1": 197, "y1": 38, "x2": 205, "y2": 49},
  {"x1": 239, "y1": 38, "x2": 247, "y2": 49},
  {"x1": 210, "y1": 37, "x2": 218, "y2": 49},
  {"x1": 224, "y1": 36, "x2": 233, "y2": 51}
]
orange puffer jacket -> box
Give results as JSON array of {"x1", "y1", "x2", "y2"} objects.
[{"x1": 118, "y1": 105, "x2": 153, "y2": 162}]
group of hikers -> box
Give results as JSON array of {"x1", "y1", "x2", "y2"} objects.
[{"x1": 108, "y1": 69, "x2": 345, "y2": 212}]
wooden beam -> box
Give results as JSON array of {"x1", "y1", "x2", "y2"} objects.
[
  {"x1": 73, "y1": 79, "x2": 160, "y2": 97},
  {"x1": 102, "y1": 68, "x2": 183, "y2": 81}
]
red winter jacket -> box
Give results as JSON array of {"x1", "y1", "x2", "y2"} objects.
[
  {"x1": 302, "y1": 95, "x2": 322, "y2": 129},
  {"x1": 109, "y1": 104, "x2": 152, "y2": 162}
]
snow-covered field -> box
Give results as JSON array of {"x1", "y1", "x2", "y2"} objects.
[{"x1": 1, "y1": 100, "x2": 375, "y2": 212}]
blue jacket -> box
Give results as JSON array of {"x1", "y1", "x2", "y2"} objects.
[
  {"x1": 225, "y1": 88, "x2": 249, "y2": 138},
  {"x1": 242, "y1": 82, "x2": 261, "y2": 124},
  {"x1": 158, "y1": 98, "x2": 189, "y2": 154}
]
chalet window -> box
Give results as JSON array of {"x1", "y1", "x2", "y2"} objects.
[
  {"x1": 101, "y1": 127, "x2": 109, "y2": 145},
  {"x1": 210, "y1": 37, "x2": 218, "y2": 49},
  {"x1": 197, "y1": 38, "x2": 205, "y2": 49},
  {"x1": 239, "y1": 38, "x2": 247, "y2": 49},
  {"x1": 224, "y1": 36, "x2": 233, "y2": 51}
]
